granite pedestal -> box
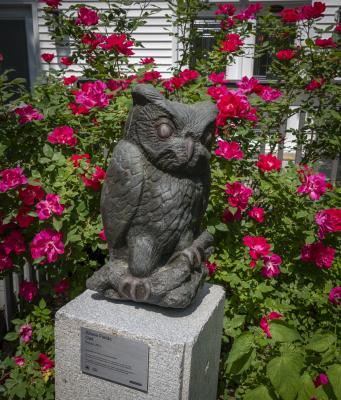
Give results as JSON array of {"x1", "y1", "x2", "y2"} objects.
[{"x1": 55, "y1": 283, "x2": 225, "y2": 400}]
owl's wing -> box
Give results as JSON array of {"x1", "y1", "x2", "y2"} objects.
[{"x1": 100, "y1": 140, "x2": 145, "y2": 249}]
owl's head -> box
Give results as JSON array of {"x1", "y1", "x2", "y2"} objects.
[{"x1": 125, "y1": 84, "x2": 218, "y2": 175}]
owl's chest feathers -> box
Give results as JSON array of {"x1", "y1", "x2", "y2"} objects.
[{"x1": 133, "y1": 162, "x2": 207, "y2": 239}]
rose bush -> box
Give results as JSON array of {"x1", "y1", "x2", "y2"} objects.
[{"x1": 0, "y1": 1, "x2": 340, "y2": 399}]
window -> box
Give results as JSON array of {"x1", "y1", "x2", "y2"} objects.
[
  {"x1": 0, "y1": 3, "x2": 40, "y2": 89},
  {"x1": 189, "y1": 18, "x2": 220, "y2": 67}
]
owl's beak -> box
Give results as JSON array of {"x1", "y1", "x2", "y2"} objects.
[{"x1": 185, "y1": 137, "x2": 194, "y2": 161}]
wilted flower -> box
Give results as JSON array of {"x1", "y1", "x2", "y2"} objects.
[
  {"x1": 301, "y1": 241, "x2": 336, "y2": 269},
  {"x1": 54, "y1": 278, "x2": 70, "y2": 294},
  {"x1": 19, "y1": 324, "x2": 32, "y2": 343},
  {"x1": 19, "y1": 280, "x2": 38, "y2": 302},
  {"x1": 98, "y1": 229, "x2": 107, "y2": 241},
  {"x1": 19, "y1": 184, "x2": 44, "y2": 205},
  {"x1": 13, "y1": 356, "x2": 25, "y2": 367},
  {"x1": 205, "y1": 261, "x2": 217, "y2": 276},
  {"x1": 260, "y1": 311, "x2": 283, "y2": 338},
  {"x1": 3, "y1": 230, "x2": 26, "y2": 255},
  {"x1": 37, "y1": 354, "x2": 54, "y2": 371},
  {"x1": 314, "y1": 373, "x2": 329, "y2": 388}
]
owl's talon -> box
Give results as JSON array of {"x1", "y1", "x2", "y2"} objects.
[
  {"x1": 168, "y1": 246, "x2": 203, "y2": 271},
  {"x1": 118, "y1": 276, "x2": 151, "y2": 302}
]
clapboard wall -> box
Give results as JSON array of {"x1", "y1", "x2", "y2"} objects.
[{"x1": 37, "y1": 0, "x2": 176, "y2": 77}]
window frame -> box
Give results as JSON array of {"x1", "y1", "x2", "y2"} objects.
[{"x1": 0, "y1": 0, "x2": 40, "y2": 88}]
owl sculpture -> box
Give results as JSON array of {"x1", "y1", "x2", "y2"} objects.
[{"x1": 87, "y1": 84, "x2": 217, "y2": 308}]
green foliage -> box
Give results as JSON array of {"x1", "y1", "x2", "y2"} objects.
[
  {"x1": 0, "y1": 301, "x2": 54, "y2": 400},
  {"x1": 0, "y1": 1, "x2": 340, "y2": 399}
]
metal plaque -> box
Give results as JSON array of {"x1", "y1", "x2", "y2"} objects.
[{"x1": 81, "y1": 327, "x2": 149, "y2": 391}]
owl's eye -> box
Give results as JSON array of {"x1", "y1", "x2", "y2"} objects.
[{"x1": 155, "y1": 119, "x2": 175, "y2": 139}]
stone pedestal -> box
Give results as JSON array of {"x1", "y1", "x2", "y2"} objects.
[{"x1": 55, "y1": 284, "x2": 225, "y2": 400}]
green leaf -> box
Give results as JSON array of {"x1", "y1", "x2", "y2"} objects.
[
  {"x1": 297, "y1": 373, "x2": 315, "y2": 400},
  {"x1": 328, "y1": 364, "x2": 341, "y2": 400},
  {"x1": 270, "y1": 321, "x2": 301, "y2": 343},
  {"x1": 53, "y1": 218, "x2": 63, "y2": 231},
  {"x1": 4, "y1": 331, "x2": 19, "y2": 341},
  {"x1": 13, "y1": 382, "x2": 26, "y2": 399},
  {"x1": 43, "y1": 144, "x2": 53, "y2": 158},
  {"x1": 244, "y1": 385, "x2": 274, "y2": 400},
  {"x1": 226, "y1": 332, "x2": 254, "y2": 373},
  {"x1": 39, "y1": 298, "x2": 46, "y2": 309},
  {"x1": 215, "y1": 223, "x2": 228, "y2": 232},
  {"x1": 306, "y1": 333, "x2": 336, "y2": 353},
  {"x1": 267, "y1": 354, "x2": 303, "y2": 400}
]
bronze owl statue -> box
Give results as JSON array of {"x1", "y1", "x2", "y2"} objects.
[{"x1": 87, "y1": 84, "x2": 217, "y2": 308}]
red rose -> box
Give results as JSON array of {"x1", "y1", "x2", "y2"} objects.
[{"x1": 41, "y1": 53, "x2": 54, "y2": 63}]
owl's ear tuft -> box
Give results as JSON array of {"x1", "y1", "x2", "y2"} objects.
[{"x1": 132, "y1": 84, "x2": 166, "y2": 107}]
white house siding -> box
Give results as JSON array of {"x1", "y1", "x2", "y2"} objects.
[{"x1": 37, "y1": 0, "x2": 175, "y2": 78}]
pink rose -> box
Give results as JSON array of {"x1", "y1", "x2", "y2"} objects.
[
  {"x1": 48, "y1": 126, "x2": 77, "y2": 147},
  {"x1": 0, "y1": 247, "x2": 13, "y2": 271},
  {"x1": 215, "y1": 140, "x2": 244, "y2": 160},
  {"x1": 14, "y1": 105, "x2": 43, "y2": 124},
  {"x1": 208, "y1": 72, "x2": 228, "y2": 85},
  {"x1": 63, "y1": 75, "x2": 78, "y2": 86},
  {"x1": 315, "y1": 209, "x2": 341, "y2": 239},
  {"x1": 81, "y1": 166, "x2": 106, "y2": 190},
  {"x1": 220, "y1": 33, "x2": 243, "y2": 53},
  {"x1": 276, "y1": 50, "x2": 296, "y2": 60},
  {"x1": 140, "y1": 57, "x2": 155, "y2": 65},
  {"x1": 258, "y1": 86, "x2": 282, "y2": 102},
  {"x1": 100, "y1": 34, "x2": 134, "y2": 55},
  {"x1": 205, "y1": 261, "x2": 217, "y2": 276},
  {"x1": 248, "y1": 207, "x2": 265, "y2": 223},
  {"x1": 225, "y1": 182, "x2": 253, "y2": 210},
  {"x1": 329, "y1": 287, "x2": 341, "y2": 305},
  {"x1": 75, "y1": 7, "x2": 99, "y2": 26},
  {"x1": 30, "y1": 229, "x2": 64, "y2": 264},
  {"x1": 36, "y1": 194, "x2": 64, "y2": 220},
  {"x1": 0, "y1": 167, "x2": 28, "y2": 192},
  {"x1": 297, "y1": 173, "x2": 327, "y2": 200},
  {"x1": 261, "y1": 254, "x2": 282, "y2": 278},
  {"x1": 243, "y1": 236, "x2": 271, "y2": 261},
  {"x1": 257, "y1": 154, "x2": 281, "y2": 173},
  {"x1": 41, "y1": 53, "x2": 54, "y2": 63}
]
